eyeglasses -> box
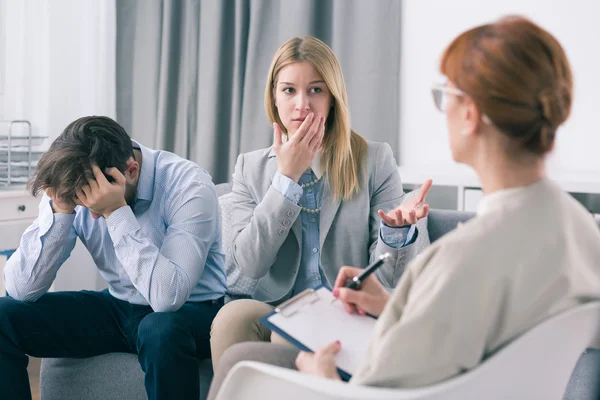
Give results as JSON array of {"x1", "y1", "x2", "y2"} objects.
[
  {"x1": 431, "y1": 84, "x2": 466, "y2": 112},
  {"x1": 431, "y1": 83, "x2": 493, "y2": 125}
]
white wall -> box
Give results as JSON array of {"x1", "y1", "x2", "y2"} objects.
[
  {"x1": 400, "y1": 0, "x2": 600, "y2": 176},
  {"x1": 0, "y1": 0, "x2": 116, "y2": 142}
]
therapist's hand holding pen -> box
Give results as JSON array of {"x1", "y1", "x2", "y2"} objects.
[{"x1": 332, "y1": 263, "x2": 391, "y2": 317}]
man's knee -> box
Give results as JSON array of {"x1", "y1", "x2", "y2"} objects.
[
  {"x1": 0, "y1": 296, "x2": 25, "y2": 331},
  {"x1": 137, "y1": 312, "x2": 184, "y2": 349}
]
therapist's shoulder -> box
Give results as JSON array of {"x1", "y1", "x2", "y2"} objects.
[{"x1": 427, "y1": 211, "x2": 512, "y2": 279}]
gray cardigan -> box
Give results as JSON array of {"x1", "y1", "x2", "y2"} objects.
[{"x1": 228, "y1": 140, "x2": 420, "y2": 304}]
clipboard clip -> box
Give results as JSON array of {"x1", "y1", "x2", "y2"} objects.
[{"x1": 275, "y1": 289, "x2": 320, "y2": 318}]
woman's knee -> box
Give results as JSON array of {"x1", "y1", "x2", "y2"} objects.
[
  {"x1": 219, "y1": 342, "x2": 300, "y2": 377},
  {"x1": 210, "y1": 342, "x2": 300, "y2": 400},
  {"x1": 210, "y1": 299, "x2": 273, "y2": 368},
  {"x1": 210, "y1": 299, "x2": 273, "y2": 341}
]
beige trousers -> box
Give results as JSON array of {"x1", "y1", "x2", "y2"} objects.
[
  {"x1": 210, "y1": 299, "x2": 289, "y2": 370},
  {"x1": 207, "y1": 342, "x2": 300, "y2": 400}
]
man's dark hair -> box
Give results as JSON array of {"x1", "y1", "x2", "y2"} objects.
[{"x1": 29, "y1": 116, "x2": 134, "y2": 204}]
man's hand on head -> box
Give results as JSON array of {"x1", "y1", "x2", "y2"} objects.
[{"x1": 77, "y1": 164, "x2": 127, "y2": 219}]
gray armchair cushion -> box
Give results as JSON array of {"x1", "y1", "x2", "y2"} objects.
[
  {"x1": 215, "y1": 182, "x2": 233, "y2": 197},
  {"x1": 427, "y1": 209, "x2": 476, "y2": 243},
  {"x1": 40, "y1": 354, "x2": 213, "y2": 400},
  {"x1": 41, "y1": 354, "x2": 147, "y2": 400},
  {"x1": 564, "y1": 349, "x2": 600, "y2": 400}
]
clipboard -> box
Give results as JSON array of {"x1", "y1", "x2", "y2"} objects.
[{"x1": 260, "y1": 286, "x2": 377, "y2": 381}]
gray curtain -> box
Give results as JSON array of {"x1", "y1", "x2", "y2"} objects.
[{"x1": 116, "y1": 0, "x2": 401, "y2": 184}]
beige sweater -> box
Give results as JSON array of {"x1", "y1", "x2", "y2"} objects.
[{"x1": 352, "y1": 179, "x2": 600, "y2": 388}]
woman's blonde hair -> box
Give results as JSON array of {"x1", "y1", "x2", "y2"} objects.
[{"x1": 264, "y1": 36, "x2": 367, "y2": 201}]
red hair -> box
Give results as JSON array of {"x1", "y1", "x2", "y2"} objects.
[{"x1": 440, "y1": 16, "x2": 573, "y2": 155}]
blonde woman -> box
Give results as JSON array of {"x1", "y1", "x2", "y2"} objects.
[
  {"x1": 209, "y1": 37, "x2": 432, "y2": 368},
  {"x1": 208, "y1": 17, "x2": 600, "y2": 398}
]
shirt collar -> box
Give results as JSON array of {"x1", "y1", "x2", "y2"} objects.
[
  {"x1": 311, "y1": 150, "x2": 323, "y2": 179},
  {"x1": 133, "y1": 140, "x2": 155, "y2": 202},
  {"x1": 477, "y1": 179, "x2": 548, "y2": 216}
]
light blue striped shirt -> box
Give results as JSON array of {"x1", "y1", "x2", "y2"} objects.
[
  {"x1": 272, "y1": 171, "x2": 415, "y2": 294},
  {"x1": 4, "y1": 142, "x2": 227, "y2": 312}
]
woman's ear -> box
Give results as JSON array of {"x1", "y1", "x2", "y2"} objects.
[{"x1": 461, "y1": 97, "x2": 483, "y2": 138}]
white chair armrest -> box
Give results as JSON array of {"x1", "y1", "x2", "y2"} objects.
[{"x1": 215, "y1": 361, "x2": 439, "y2": 400}]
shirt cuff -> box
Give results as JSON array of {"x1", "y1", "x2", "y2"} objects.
[
  {"x1": 379, "y1": 222, "x2": 416, "y2": 248},
  {"x1": 105, "y1": 205, "x2": 140, "y2": 244},
  {"x1": 40, "y1": 198, "x2": 75, "y2": 236},
  {"x1": 272, "y1": 171, "x2": 303, "y2": 204}
]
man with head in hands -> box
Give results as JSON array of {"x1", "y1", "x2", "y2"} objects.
[{"x1": 0, "y1": 116, "x2": 227, "y2": 400}]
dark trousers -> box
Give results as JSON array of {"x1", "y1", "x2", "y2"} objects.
[{"x1": 0, "y1": 289, "x2": 223, "y2": 400}]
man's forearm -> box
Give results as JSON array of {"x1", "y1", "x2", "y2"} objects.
[{"x1": 4, "y1": 195, "x2": 77, "y2": 301}]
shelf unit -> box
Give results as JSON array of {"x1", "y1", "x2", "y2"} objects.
[{"x1": 0, "y1": 120, "x2": 47, "y2": 186}]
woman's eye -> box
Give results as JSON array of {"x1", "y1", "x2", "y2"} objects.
[
  {"x1": 283, "y1": 87, "x2": 295, "y2": 94},
  {"x1": 310, "y1": 87, "x2": 323, "y2": 94}
]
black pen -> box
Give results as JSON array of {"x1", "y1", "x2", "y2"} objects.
[
  {"x1": 345, "y1": 252, "x2": 391, "y2": 290},
  {"x1": 331, "y1": 252, "x2": 391, "y2": 304}
]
